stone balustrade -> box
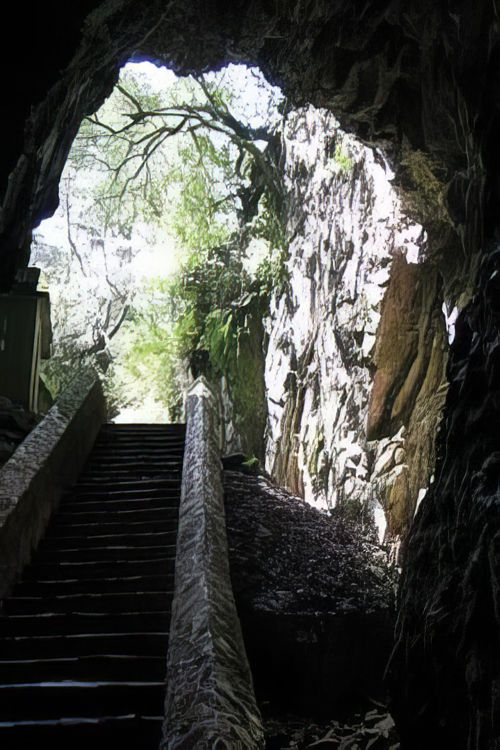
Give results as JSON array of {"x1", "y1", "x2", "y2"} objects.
[
  {"x1": 162, "y1": 376, "x2": 264, "y2": 749},
  {"x1": 0, "y1": 370, "x2": 106, "y2": 599}
]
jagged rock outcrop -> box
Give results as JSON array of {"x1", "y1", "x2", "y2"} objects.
[
  {"x1": 367, "y1": 253, "x2": 449, "y2": 538},
  {"x1": 388, "y1": 247, "x2": 500, "y2": 748},
  {"x1": 265, "y1": 106, "x2": 448, "y2": 543},
  {"x1": 265, "y1": 710, "x2": 400, "y2": 750}
]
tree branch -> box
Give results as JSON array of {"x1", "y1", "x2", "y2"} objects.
[{"x1": 64, "y1": 182, "x2": 87, "y2": 276}]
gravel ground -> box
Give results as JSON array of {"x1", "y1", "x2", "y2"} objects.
[
  {"x1": 223, "y1": 470, "x2": 400, "y2": 747},
  {"x1": 224, "y1": 470, "x2": 397, "y2": 616},
  {"x1": 264, "y1": 707, "x2": 400, "y2": 749}
]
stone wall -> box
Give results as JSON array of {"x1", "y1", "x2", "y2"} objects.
[
  {"x1": 264, "y1": 106, "x2": 449, "y2": 542},
  {"x1": 388, "y1": 246, "x2": 500, "y2": 748},
  {"x1": 0, "y1": 370, "x2": 106, "y2": 599}
]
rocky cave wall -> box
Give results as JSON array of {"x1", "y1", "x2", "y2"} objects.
[
  {"x1": 263, "y1": 106, "x2": 450, "y2": 543},
  {"x1": 2, "y1": 1, "x2": 500, "y2": 747}
]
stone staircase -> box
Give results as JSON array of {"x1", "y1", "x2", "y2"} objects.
[{"x1": 0, "y1": 422, "x2": 185, "y2": 748}]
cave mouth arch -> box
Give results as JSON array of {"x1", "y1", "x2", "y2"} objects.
[
  {"x1": 2, "y1": 0, "x2": 475, "y2": 295},
  {"x1": 4, "y1": 2, "x2": 500, "y2": 747},
  {"x1": 30, "y1": 46, "x2": 446, "y2": 547}
]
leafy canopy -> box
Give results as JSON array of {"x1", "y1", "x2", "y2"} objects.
[{"x1": 35, "y1": 63, "x2": 287, "y2": 422}]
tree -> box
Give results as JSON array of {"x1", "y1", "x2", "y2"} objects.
[
  {"x1": 71, "y1": 67, "x2": 285, "y2": 252},
  {"x1": 32, "y1": 62, "x2": 286, "y2": 422}
]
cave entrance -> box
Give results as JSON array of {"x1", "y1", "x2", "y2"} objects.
[
  {"x1": 2, "y1": 3, "x2": 498, "y2": 746},
  {"x1": 26, "y1": 47, "x2": 453, "y2": 557},
  {"x1": 30, "y1": 61, "x2": 283, "y2": 438},
  {"x1": 1, "y1": 3, "x2": 455, "y2": 541}
]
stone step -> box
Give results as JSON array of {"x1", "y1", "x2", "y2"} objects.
[
  {"x1": 0, "y1": 632, "x2": 169, "y2": 659},
  {"x1": 94, "y1": 433, "x2": 183, "y2": 442},
  {"x1": 44, "y1": 519, "x2": 178, "y2": 537},
  {"x1": 0, "y1": 653, "x2": 167, "y2": 683},
  {"x1": 21, "y1": 557, "x2": 175, "y2": 583},
  {"x1": 0, "y1": 714, "x2": 163, "y2": 750},
  {"x1": 0, "y1": 420, "x2": 184, "y2": 747},
  {"x1": 39, "y1": 530, "x2": 177, "y2": 550},
  {"x1": 0, "y1": 611, "x2": 171, "y2": 637},
  {"x1": 84, "y1": 461, "x2": 183, "y2": 472},
  {"x1": 92, "y1": 438, "x2": 184, "y2": 449},
  {"x1": 87, "y1": 444, "x2": 185, "y2": 455},
  {"x1": 0, "y1": 681, "x2": 165, "y2": 722},
  {"x1": 12, "y1": 573, "x2": 174, "y2": 597},
  {"x1": 54, "y1": 503, "x2": 177, "y2": 521},
  {"x1": 65, "y1": 478, "x2": 181, "y2": 493},
  {"x1": 101, "y1": 422, "x2": 186, "y2": 434},
  {"x1": 35, "y1": 544, "x2": 176, "y2": 563},
  {"x1": 3, "y1": 590, "x2": 171, "y2": 615},
  {"x1": 64, "y1": 487, "x2": 181, "y2": 503}
]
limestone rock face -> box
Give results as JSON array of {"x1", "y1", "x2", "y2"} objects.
[
  {"x1": 389, "y1": 248, "x2": 500, "y2": 748},
  {"x1": 264, "y1": 106, "x2": 447, "y2": 542}
]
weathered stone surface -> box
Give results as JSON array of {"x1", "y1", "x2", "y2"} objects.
[
  {"x1": 366, "y1": 251, "x2": 449, "y2": 540},
  {"x1": 162, "y1": 377, "x2": 264, "y2": 749},
  {"x1": 0, "y1": 370, "x2": 106, "y2": 599},
  {"x1": 264, "y1": 709, "x2": 399, "y2": 750},
  {"x1": 224, "y1": 470, "x2": 396, "y2": 716},
  {"x1": 264, "y1": 107, "x2": 442, "y2": 543},
  {"x1": 388, "y1": 247, "x2": 500, "y2": 748},
  {"x1": 216, "y1": 309, "x2": 267, "y2": 461}
]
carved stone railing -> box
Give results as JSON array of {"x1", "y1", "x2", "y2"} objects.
[
  {"x1": 162, "y1": 376, "x2": 264, "y2": 749},
  {"x1": 0, "y1": 370, "x2": 106, "y2": 599}
]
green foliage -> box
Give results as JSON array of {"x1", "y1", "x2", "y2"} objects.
[
  {"x1": 334, "y1": 142, "x2": 353, "y2": 175},
  {"x1": 40, "y1": 338, "x2": 102, "y2": 399},
  {"x1": 40, "y1": 350, "x2": 79, "y2": 400},
  {"x1": 101, "y1": 365, "x2": 135, "y2": 420},
  {"x1": 69, "y1": 67, "x2": 285, "y2": 255},
  {"x1": 255, "y1": 244, "x2": 289, "y2": 297},
  {"x1": 121, "y1": 237, "x2": 269, "y2": 450},
  {"x1": 171, "y1": 138, "x2": 235, "y2": 252},
  {"x1": 203, "y1": 309, "x2": 239, "y2": 373},
  {"x1": 242, "y1": 454, "x2": 260, "y2": 473},
  {"x1": 51, "y1": 63, "x2": 287, "y2": 427}
]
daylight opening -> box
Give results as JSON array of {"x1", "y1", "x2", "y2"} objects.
[
  {"x1": 31, "y1": 62, "x2": 285, "y2": 426},
  {"x1": 28, "y1": 58, "x2": 449, "y2": 551}
]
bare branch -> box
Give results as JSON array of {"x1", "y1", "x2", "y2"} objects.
[
  {"x1": 64, "y1": 182, "x2": 87, "y2": 276},
  {"x1": 108, "y1": 304, "x2": 130, "y2": 340}
]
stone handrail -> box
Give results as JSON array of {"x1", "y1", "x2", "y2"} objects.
[
  {"x1": 162, "y1": 376, "x2": 264, "y2": 749},
  {"x1": 0, "y1": 370, "x2": 106, "y2": 600}
]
